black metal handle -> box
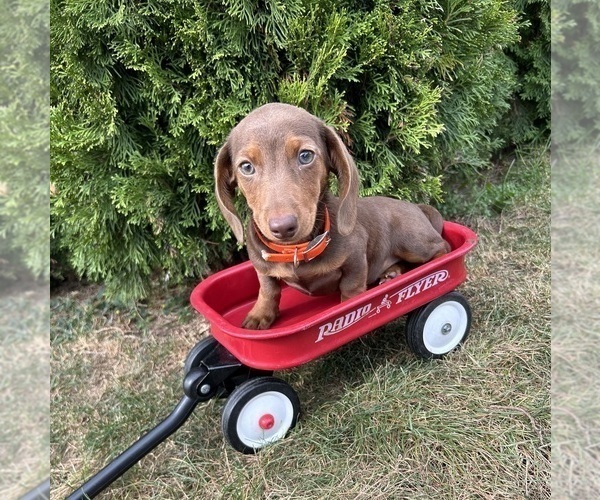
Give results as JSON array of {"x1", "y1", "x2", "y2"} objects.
[
  {"x1": 66, "y1": 395, "x2": 198, "y2": 500},
  {"x1": 19, "y1": 477, "x2": 50, "y2": 500},
  {"x1": 65, "y1": 341, "x2": 245, "y2": 499}
]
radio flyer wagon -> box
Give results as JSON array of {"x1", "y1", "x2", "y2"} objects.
[{"x1": 67, "y1": 221, "x2": 477, "y2": 499}]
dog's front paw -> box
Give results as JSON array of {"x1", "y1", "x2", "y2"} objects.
[{"x1": 242, "y1": 310, "x2": 278, "y2": 330}]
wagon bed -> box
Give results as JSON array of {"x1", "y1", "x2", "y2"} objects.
[{"x1": 191, "y1": 221, "x2": 477, "y2": 370}]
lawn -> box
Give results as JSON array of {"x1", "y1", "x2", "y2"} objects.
[
  {"x1": 0, "y1": 283, "x2": 49, "y2": 498},
  {"x1": 50, "y1": 146, "x2": 550, "y2": 499},
  {"x1": 552, "y1": 149, "x2": 600, "y2": 497}
]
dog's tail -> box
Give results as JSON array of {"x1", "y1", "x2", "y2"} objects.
[{"x1": 418, "y1": 204, "x2": 445, "y2": 235}]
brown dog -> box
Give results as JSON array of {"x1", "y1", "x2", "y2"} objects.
[{"x1": 215, "y1": 103, "x2": 450, "y2": 329}]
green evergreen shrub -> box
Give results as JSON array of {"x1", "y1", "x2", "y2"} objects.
[
  {"x1": 0, "y1": 0, "x2": 49, "y2": 280},
  {"x1": 504, "y1": 0, "x2": 550, "y2": 143},
  {"x1": 552, "y1": 0, "x2": 600, "y2": 146},
  {"x1": 51, "y1": 0, "x2": 521, "y2": 300}
]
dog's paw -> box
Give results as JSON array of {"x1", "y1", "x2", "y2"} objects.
[
  {"x1": 378, "y1": 264, "x2": 404, "y2": 285},
  {"x1": 242, "y1": 311, "x2": 277, "y2": 330}
]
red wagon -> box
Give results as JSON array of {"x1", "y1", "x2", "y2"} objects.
[
  {"x1": 67, "y1": 221, "x2": 476, "y2": 499},
  {"x1": 188, "y1": 221, "x2": 477, "y2": 453}
]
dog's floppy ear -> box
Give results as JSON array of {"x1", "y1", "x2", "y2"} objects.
[
  {"x1": 214, "y1": 142, "x2": 245, "y2": 244},
  {"x1": 323, "y1": 125, "x2": 359, "y2": 236}
]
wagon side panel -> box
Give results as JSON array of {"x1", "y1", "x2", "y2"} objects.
[{"x1": 211, "y1": 255, "x2": 469, "y2": 370}]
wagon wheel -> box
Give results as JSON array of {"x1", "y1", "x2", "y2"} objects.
[
  {"x1": 221, "y1": 377, "x2": 300, "y2": 454},
  {"x1": 405, "y1": 291, "x2": 472, "y2": 359}
]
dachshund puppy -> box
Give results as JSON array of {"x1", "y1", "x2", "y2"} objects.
[{"x1": 215, "y1": 103, "x2": 450, "y2": 329}]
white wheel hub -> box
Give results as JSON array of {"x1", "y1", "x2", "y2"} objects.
[
  {"x1": 423, "y1": 300, "x2": 468, "y2": 355},
  {"x1": 236, "y1": 391, "x2": 295, "y2": 449}
]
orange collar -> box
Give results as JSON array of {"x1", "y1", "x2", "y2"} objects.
[{"x1": 254, "y1": 207, "x2": 331, "y2": 266}]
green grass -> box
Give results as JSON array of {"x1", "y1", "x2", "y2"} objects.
[
  {"x1": 552, "y1": 147, "x2": 600, "y2": 498},
  {"x1": 443, "y1": 142, "x2": 551, "y2": 220},
  {"x1": 51, "y1": 146, "x2": 550, "y2": 498},
  {"x1": 0, "y1": 284, "x2": 49, "y2": 498}
]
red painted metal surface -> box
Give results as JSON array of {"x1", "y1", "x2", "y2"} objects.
[{"x1": 190, "y1": 222, "x2": 477, "y2": 370}]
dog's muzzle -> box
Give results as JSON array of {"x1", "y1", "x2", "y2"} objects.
[{"x1": 254, "y1": 207, "x2": 331, "y2": 267}]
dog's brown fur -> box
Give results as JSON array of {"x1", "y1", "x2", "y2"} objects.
[{"x1": 215, "y1": 103, "x2": 450, "y2": 329}]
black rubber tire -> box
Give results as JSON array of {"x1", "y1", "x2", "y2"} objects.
[
  {"x1": 183, "y1": 336, "x2": 219, "y2": 375},
  {"x1": 221, "y1": 377, "x2": 300, "y2": 454},
  {"x1": 405, "y1": 291, "x2": 472, "y2": 359}
]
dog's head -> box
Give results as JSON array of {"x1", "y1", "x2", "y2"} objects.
[{"x1": 215, "y1": 103, "x2": 359, "y2": 244}]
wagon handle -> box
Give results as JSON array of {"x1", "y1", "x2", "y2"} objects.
[
  {"x1": 66, "y1": 342, "x2": 245, "y2": 499},
  {"x1": 19, "y1": 477, "x2": 50, "y2": 500},
  {"x1": 66, "y1": 388, "x2": 200, "y2": 500}
]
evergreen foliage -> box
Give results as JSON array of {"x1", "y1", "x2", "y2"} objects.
[
  {"x1": 51, "y1": 0, "x2": 539, "y2": 300},
  {"x1": 552, "y1": 0, "x2": 600, "y2": 145},
  {"x1": 0, "y1": 0, "x2": 50, "y2": 280},
  {"x1": 505, "y1": 0, "x2": 550, "y2": 142}
]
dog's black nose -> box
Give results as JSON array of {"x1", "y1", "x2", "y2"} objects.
[{"x1": 269, "y1": 215, "x2": 298, "y2": 240}]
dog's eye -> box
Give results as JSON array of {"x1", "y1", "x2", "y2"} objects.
[
  {"x1": 298, "y1": 150, "x2": 315, "y2": 166},
  {"x1": 239, "y1": 162, "x2": 255, "y2": 176}
]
